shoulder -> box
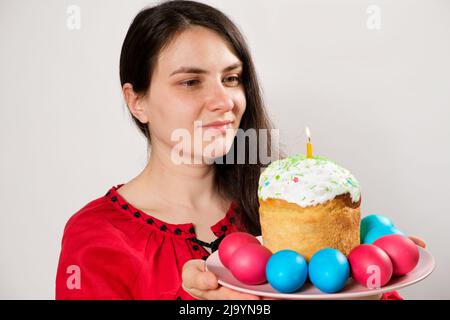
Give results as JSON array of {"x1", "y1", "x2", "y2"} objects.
[
  {"x1": 60, "y1": 187, "x2": 140, "y2": 252},
  {"x1": 56, "y1": 191, "x2": 143, "y2": 299},
  {"x1": 62, "y1": 195, "x2": 118, "y2": 240},
  {"x1": 57, "y1": 188, "x2": 145, "y2": 276}
]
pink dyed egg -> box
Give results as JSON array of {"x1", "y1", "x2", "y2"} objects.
[
  {"x1": 229, "y1": 243, "x2": 272, "y2": 285},
  {"x1": 348, "y1": 244, "x2": 393, "y2": 288},
  {"x1": 373, "y1": 234, "x2": 420, "y2": 276},
  {"x1": 218, "y1": 232, "x2": 260, "y2": 269}
]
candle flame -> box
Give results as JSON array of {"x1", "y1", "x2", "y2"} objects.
[{"x1": 305, "y1": 127, "x2": 311, "y2": 142}]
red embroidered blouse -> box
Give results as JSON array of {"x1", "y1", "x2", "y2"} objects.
[{"x1": 55, "y1": 184, "x2": 402, "y2": 300}]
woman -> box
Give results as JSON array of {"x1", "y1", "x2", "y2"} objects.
[{"x1": 56, "y1": 0, "x2": 425, "y2": 300}]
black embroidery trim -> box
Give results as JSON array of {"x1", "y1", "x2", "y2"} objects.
[
  {"x1": 106, "y1": 188, "x2": 235, "y2": 238},
  {"x1": 187, "y1": 234, "x2": 225, "y2": 253}
]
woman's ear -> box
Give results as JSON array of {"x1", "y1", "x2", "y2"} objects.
[{"x1": 122, "y1": 83, "x2": 150, "y2": 124}]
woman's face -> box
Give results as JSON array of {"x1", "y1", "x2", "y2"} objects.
[{"x1": 140, "y1": 26, "x2": 246, "y2": 164}]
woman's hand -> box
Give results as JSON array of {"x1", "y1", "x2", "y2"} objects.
[
  {"x1": 182, "y1": 259, "x2": 261, "y2": 300},
  {"x1": 408, "y1": 236, "x2": 426, "y2": 248}
]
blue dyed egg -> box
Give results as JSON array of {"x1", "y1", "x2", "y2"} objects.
[
  {"x1": 363, "y1": 225, "x2": 405, "y2": 244},
  {"x1": 308, "y1": 248, "x2": 350, "y2": 293},
  {"x1": 266, "y1": 250, "x2": 308, "y2": 293},
  {"x1": 360, "y1": 214, "x2": 394, "y2": 243}
]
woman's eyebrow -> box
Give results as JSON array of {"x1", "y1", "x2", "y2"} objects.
[{"x1": 169, "y1": 62, "x2": 242, "y2": 77}]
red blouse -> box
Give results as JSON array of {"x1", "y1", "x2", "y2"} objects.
[
  {"x1": 55, "y1": 184, "x2": 402, "y2": 300},
  {"x1": 56, "y1": 184, "x2": 242, "y2": 300}
]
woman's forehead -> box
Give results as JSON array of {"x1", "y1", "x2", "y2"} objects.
[{"x1": 156, "y1": 26, "x2": 241, "y2": 77}]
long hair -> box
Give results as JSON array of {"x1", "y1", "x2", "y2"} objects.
[{"x1": 119, "y1": 0, "x2": 280, "y2": 235}]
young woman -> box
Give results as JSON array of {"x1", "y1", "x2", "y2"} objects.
[{"x1": 55, "y1": 0, "x2": 425, "y2": 300}]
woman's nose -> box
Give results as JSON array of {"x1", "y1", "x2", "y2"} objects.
[{"x1": 205, "y1": 83, "x2": 234, "y2": 113}]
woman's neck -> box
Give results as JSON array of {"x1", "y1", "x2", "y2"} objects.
[{"x1": 137, "y1": 142, "x2": 224, "y2": 211}]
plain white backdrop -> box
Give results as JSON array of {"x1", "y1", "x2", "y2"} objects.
[{"x1": 0, "y1": 0, "x2": 449, "y2": 299}]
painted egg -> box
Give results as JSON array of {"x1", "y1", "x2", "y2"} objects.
[
  {"x1": 308, "y1": 248, "x2": 350, "y2": 293},
  {"x1": 360, "y1": 214, "x2": 394, "y2": 243},
  {"x1": 266, "y1": 250, "x2": 308, "y2": 293},
  {"x1": 348, "y1": 244, "x2": 393, "y2": 288},
  {"x1": 363, "y1": 225, "x2": 405, "y2": 244},
  {"x1": 218, "y1": 232, "x2": 260, "y2": 268},
  {"x1": 229, "y1": 243, "x2": 272, "y2": 285},
  {"x1": 373, "y1": 234, "x2": 420, "y2": 276}
]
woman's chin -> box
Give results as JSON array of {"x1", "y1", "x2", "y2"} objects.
[{"x1": 202, "y1": 137, "x2": 234, "y2": 160}]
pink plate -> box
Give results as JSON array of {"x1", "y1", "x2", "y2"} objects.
[{"x1": 205, "y1": 236, "x2": 435, "y2": 300}]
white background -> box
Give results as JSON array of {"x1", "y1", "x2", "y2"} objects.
[{"x1": 1, "y1": 0, "x2": 449, "y2": 299}]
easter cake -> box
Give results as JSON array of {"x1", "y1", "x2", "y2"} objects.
[{"x1": 258, "y1": 154, "x2": 361, "y2": 261}]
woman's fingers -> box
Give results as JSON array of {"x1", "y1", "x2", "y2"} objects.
[
  {"x1": 182, "y1": 259, "x2": 219, "y2": 300},
  {"x1": 408, "y1": 236, "x2": 427, "y2": 248},
  {"x1": 182, "y1": 259, "x2": 218, "y2": 292},
  {"x1": 181, "y1": 259, "x2": 261, "y2": 300},
  {"x1": 196, "y1": 285, "x2": 261, "y2": 300}
]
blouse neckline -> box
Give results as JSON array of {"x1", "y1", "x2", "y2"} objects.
[{"x1": 104, "y1": 184, "x2": 238, "y2": 239}]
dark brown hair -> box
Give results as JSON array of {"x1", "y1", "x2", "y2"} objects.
[{"x1": 119, "y1": 0, "x2": 279, "y2": 235}]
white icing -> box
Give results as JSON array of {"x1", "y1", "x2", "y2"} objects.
[{"x1": 258, "y1": 154, "x2": 361, "y2": 208}]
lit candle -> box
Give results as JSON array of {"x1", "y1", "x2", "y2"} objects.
[{"x1": 305, "y1": 127, "x2": 313, "y2": 158}]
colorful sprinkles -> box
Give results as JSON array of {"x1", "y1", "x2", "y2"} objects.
[{"x1": 258, "y1": 154, "x2": 361, "y2": 208}]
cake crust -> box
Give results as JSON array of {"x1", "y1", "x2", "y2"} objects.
[{"x1": 259, "y1": 194, "x2": 361, "y2": 261}]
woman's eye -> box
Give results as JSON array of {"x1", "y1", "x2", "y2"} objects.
[
  {"x1": 180, "y1": 79, "x2": 200, "y2": 87},
  {"x1": 180, "y1": 76, "x2": 241, "y2": 88},
  {"x1": 224, "y1": 75, "x2": 242, "y2": 86}
]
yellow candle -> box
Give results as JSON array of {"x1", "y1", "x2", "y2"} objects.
[
  {"x1": 306, "y1": 127, "x2": 313, "y2": 158},
  {"x1": 307, "y1": 142, "x2": 313, "y2": 158}
]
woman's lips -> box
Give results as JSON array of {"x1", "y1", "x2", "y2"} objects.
[{"x1": 201, "y1": 120, "x2": 233, "y2": 134}]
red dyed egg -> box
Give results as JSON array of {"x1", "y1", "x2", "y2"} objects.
[
  {"x1": 229, "y1": 243, "x2": 272, "y2": 285},
  {"x1": 218, "y1": 232, "x2": 260, "y2": 268},
  {"x1": 348, "y1": 244, "x2": 393, "y2": 288},
  {"x1": 373, "y1": 234, "x2": 420, "y2": 276}
]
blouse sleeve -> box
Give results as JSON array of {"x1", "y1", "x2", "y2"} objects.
[
  {"x1": 55, "y1": 211, "x2": 143, "y2": 300},
  {"x1": 381, "y1": 291, "x2": 403, "y2": 300}
]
